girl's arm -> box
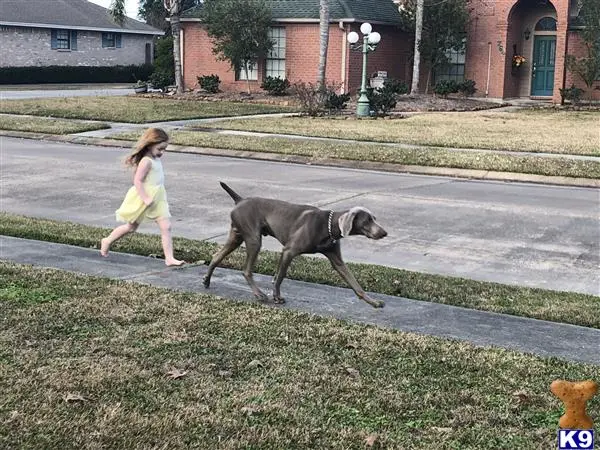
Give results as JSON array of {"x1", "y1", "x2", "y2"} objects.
[{"x1": 133, "y1": 158, "x2": 153, "y2": 205}]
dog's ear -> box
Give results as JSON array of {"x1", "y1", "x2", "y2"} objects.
[{"x1": 338, "y1": 207, "x2": 364, "y2": 237}]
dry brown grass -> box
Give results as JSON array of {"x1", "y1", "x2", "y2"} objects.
[{"x1": 195, "y1": 109, "x2": 600, "y2": 156}]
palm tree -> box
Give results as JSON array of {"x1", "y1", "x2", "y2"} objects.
[
  {"x1": 411, "y1": 0, "x2": 424, "y2": 95},
  {"x1": 317, "y1": 0, "x2": 330, "y2": 89},
  {"x1": 110, "y1": 0, "x2": 184, "y2": 94}
]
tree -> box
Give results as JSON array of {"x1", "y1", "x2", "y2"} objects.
[
  {"x1": 398, "y1": 0, "x2": 470, "y2": 93},
  {"x1": 138, "y1": 0, "x2": 199, "y2": 32},
  {"x1": 317, "y1": 0, "x2": 330, "y2": 89},
  {"x1": 200, "y1": 0, "x2": 274, "y2": 94},
  {"x1": 110, "y1": 0, "x2": 185, "y2": 94},
  {"x1": 566, "y1": 0, "x2": 600, "y2": 101},
  {"x1": 411, "y1": 0, "x2": 424, "y2": 94}
]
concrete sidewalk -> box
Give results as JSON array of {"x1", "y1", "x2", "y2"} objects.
[{"x1": 2, "y1": 235, "x2": 599, "y2": 366}]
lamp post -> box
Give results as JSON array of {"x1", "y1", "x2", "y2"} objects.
[{"x1": 347, "y1": 23, "x2": 381, "y2": 117}]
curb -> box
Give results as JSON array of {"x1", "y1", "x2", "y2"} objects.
[{"x1": 2, "y1": 130, "x2": 598, "y2": 189}]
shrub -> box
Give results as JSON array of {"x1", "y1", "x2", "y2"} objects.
[
  {"x1": 325, "y1": 91, "x2": 351, "y2": 112},
  {"x1": 559, "y1": 84, "x2": 585, "y2": 105},
  {"x1": 457, "y1": 79, "x2": 477, "y2": 97},
  {"x1": 197, "y1": 74, "x2": 221, "y2": 93},
  {"x1": 292, "y1": 81, "x2": 329, "y2": 116},
  {"x1": 149, "y1": 70, "x2": 173, "y2": 92},
  {"x1": 366, "y1": 87, "x2": 397, "y2": 116},
  {"x1": 154, "y1": 36, "x2": 174, "y2": 76},
  {"x1": 382, "y1": 78, "x2": 409, "y2": 95},
  {"x1": 433, "y1": 79, "x2": 460, "y2": 98},
  {"x1": 261, "y1": 76, "x2": 291, "y2": 96},
  {"x1": 0, "y1": 64, "x2": 154, "y2": 84}
]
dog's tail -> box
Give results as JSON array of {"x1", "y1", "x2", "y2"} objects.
[{"x1": 220, "y1": 182, "x2": 243, "y2": 204}]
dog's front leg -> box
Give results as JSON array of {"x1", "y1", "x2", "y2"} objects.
[{"x1": 323, "y1": 248, "x2": 385, "y2": 308}]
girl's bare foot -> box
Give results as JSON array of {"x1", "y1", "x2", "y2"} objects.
[
  {"x1": 100, "y1": 238, "x2": 110, "y2": 257},
  {"x1": 165, "y1": 258, "x2": 185, "y2": 267}
]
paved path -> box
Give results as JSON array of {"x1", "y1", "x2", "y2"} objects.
[
  {"x1": 2, "y1": 137, "x2": 599, "y2": 295},
  {"x1": 2, "y1": 235, "x2": 599, "y2": 365}
]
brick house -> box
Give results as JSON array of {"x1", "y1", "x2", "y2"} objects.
[
  {"x1": 180, "y1": 0, "x2": 598, "y2": 103},
  {"x1": 180, "y1": 0, "x2": 412, "y2": 95},
  {"x1": 0, "y1": 0, "x2": 163, "y2": 68}
]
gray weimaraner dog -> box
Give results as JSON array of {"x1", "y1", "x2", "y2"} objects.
[{"x1": 203, "y1": 182, "x2": 388, "y2": 308}]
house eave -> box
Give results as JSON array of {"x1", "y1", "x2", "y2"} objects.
[
  {"x1": 0, "y1": 21, "x2": 164, "y2": 35},
  {"x1": 180, "y1": 17, "x2": 400, "y2": 26}
]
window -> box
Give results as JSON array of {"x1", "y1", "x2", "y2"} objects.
[
  {"x1": 434, "y1": 39, "x2": 466, "y2": 83},
  {"x1": 102, "y1": 32, "x2": 122, "y2": 48},
  {"x1": 56, "y1": 29, "x2": 70, "y2": 49},
  {"x1": 236, "y1": 61, "x2": 258, "y2": 81},
  {"x1": 51, "y1": 29, "x2": 77, "y2": 50},
  {"x1": 265, "y1": 27, "x2": 286, "y2": 79},
  {"x1": 535, "y1": 17, "x2": 557, "y2": 31},
  {"x1": 103, "y1": 32, "x2": 115, "y2": 48}
]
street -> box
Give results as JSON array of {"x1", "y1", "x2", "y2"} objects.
[{"x1": 1, "y1": 137, "x2": 599, "y2": 295}]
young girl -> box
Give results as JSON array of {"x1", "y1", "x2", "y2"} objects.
[{"x1": 100, "y1": 127, "x2": 185, "y2": 266}]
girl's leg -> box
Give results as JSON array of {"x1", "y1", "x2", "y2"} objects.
[
  {"x1": 156, "y1": 218, "x2": 184, "y2": 266},
  {"x1": 100, "y1": 222, "x2": 139, "y2": 257}
]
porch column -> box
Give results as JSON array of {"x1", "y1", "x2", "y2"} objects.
[{"x1": 553, "y1": 3, "x2": 569, "y2": 103}]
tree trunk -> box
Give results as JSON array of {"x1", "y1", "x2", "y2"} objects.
[
  {"x1": 317, "y1": 0, "x2": 330, "y2": 90},
  {"x1": 245, "y1": 64, "x2": 251, "y2": 94},
  {"x1": 410, "y1": 0, "x2": 424, "y2": 95},
  {"x1": 170, "y1": 14, "x2": 184, "y2": 94}
]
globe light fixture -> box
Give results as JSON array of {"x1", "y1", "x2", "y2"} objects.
[{"x1": 346, "y1": 23, "x2": 382, "y2": 117}]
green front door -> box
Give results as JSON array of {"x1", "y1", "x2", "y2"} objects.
[{"x1": 531, "y1": 35, "x2": 556, "y2": 96}]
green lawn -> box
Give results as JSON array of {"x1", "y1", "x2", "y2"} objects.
[
  {"x1": 0, "y1": 96, "x2": 296, "y2": 123},
  {"x1": 193, "y1": 109, "x2": 600, "y2": 156},
  {"x1": 111, "y1": 129, "x2": 600, "y2": 179},
  {"x1": 0, "y1": 114, "x2": 109, "y2": 134},
  {"x1": 2, "y1": 212, "x2": 600, "y2": 329},
  {"x1": 1, "y1": 262, "x2": 598, "y2": 449}
]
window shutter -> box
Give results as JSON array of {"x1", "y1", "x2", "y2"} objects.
[
  {"x1": 70, "y1": 31, "x2": 77, "y2": 50},
  {"x1": 116, "y1": 33, "x2": 122, "y2": 48},
  {"x1": 51, "y1": 29, "x2": 57, "y2": 49}
]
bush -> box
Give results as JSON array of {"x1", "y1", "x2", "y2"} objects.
[
  {"x1": 433, "y1": 79, "x2": 460, "y2": 98},
  {"x1": 261, "y1": 76, "x2": 290, "y2": 96},
  {"x1": 325, "y1": 91, "x2": 351, "y2": 112},
  {"x1": 559, "y1": 84, "x2": 585, "y2": 105},
  {"x1": 382, "y1": 78, "x2": 409, "y2": 95},
  {"x1": 154, "y1": 36, "x2": 174, "y2": 74},
  {"x1": 292, "y1": 81, "x2": 330, "y2": 116},
  {"x1": 457, "y1": 79, "x2": 477, "y2": 97},
  {"x1": 149, "y1": 70, "x2": 173, "y2": 92},
  {"x1": 366, "y1": 87, "x2": 397, "y2": 116},
  {"x1": 197, "y1": 74, "x2": 221, "y2": 93},
  {"x1": 0, "y1": 64, "x2": 154, "y2": 84}
]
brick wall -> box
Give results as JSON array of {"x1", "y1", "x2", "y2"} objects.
[
  {"x1": 182, "y1": 22, "x2": 412, "y2": 93},
  {"x1": 565, "y1": 31, "x2": 600, "y2": 100},
  {"x1": 0, "y1": 26, "x2": 153, "y2": 67}
]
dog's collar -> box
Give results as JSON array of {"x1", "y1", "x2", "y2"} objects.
[{"x1": 328, "y1": 210, "x2": 338, "y2": 243}]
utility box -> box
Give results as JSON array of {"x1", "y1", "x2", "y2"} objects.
[{"x1": 370, "y1": 71, "x2": 388, "y2": 89}]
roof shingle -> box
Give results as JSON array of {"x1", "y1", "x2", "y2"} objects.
[
  {"x1": 182, "y1": 0, "x2": 404, "y2": 27},
  {"x1": 0, "y1": 0, "x2": 163, "y2": 35}
]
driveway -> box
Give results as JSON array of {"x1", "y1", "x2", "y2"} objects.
[
  {"x1": 1, "y1": 137, "x2": 599, "y2": 295},
  {"x1": 0, "y1": 85, "x2": 133, "y2": 100}
]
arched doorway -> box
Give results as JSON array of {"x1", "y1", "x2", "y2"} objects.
[
  {"x1": 531, "y1": 17, "x2": 557, "y2": 96},
  {"x1": 506, "y1": 0, "x2": 557, "y2": 99}
]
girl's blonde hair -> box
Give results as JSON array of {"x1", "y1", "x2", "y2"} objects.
[{"x1": 125, "y1": 127, "x2": 169, "y2": 167}]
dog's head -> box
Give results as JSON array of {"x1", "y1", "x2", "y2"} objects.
[{"x1": 338, "y1": 207, "x2": 387, "y2": 240}]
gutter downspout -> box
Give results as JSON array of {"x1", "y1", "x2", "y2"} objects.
[
  {"x1": 485, "y1": 41, "x2": 491, "y2": 97},
  {"x1": 340, "y1": 21, "x2": 347, "y2": 93}
]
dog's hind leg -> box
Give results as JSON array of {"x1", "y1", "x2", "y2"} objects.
[
  {"x1": 203, "y1": 227, "x2": 243, "y2": 288},
  {"x1": 242, "y1": 234, "x2": 268, "y2": 301}
]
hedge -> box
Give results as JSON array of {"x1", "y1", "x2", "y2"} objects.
[{"x1": 0, "y1": 64, "x2": 154, "y2": 85}]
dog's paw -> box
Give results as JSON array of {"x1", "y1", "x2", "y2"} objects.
[
  {"x1": 364, "y1": 296, "x2": 385, "y2": 308},
  {"x1": 272, "y1": 295, "x2": 286, "y2": 305},
  {"x1": 254, "y1": 291, "x2": 269, "y2": 302},
  {"x1": 202, "y1": 276, "x2": 210, "y2": 288}
]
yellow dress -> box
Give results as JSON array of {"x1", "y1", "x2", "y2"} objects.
[{"x1": 115, "y1": 156, "x2": 171, "y2": 223}]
